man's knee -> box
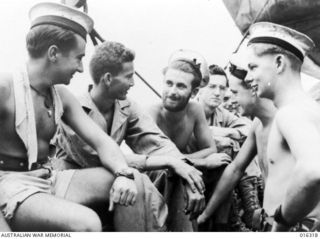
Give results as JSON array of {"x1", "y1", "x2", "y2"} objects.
[
  {"x1": 125, "y1": 170, "x2": 168, "y2": 231},
  {"x1": 70, "y1": 209, "x2": 102, "y2": 232}
]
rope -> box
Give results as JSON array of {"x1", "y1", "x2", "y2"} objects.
[{"x1": 135, "y1": 71, "x2": 162, "y2": 98}]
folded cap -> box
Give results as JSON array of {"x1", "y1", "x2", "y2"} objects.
[
  {"x1": 228, "y1": 52, "x2": 248, "y2": 81},
  {"x1": 248, "y1": 22, "x2": 315, "y2": 62},
  {"x1": 168, "y1": 49, "x2": 209, "y2": 87},
  {"x1": 29, "y1": 2, "x2": 94, "y2": 41}
]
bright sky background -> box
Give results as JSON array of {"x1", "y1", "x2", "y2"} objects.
[
  {"x1": 0, "y1": 0, "x2": 243, "y2": 104},
  {"x1": 0, "y1": 0, "x2": 318, "y2": 106}
]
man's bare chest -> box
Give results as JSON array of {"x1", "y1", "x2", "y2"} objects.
[
  {"x1": 267, "y1": 122, "x2": 291, "y2": 167},
  {"x1": 159, "y1": 118, "x2": 194, "y2": 149},
  {"x1": 256, "y1": 124, "x2": 271, "y2": 162},
  {"x1": 33, "y1": 95, "x2": 57, "y2": 142}
]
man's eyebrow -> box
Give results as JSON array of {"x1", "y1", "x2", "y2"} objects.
[{"x1": 177, "y1": 82, "x2": 187, "y2": 86}]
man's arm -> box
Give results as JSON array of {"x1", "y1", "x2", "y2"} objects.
[
  {"x1": 210, "y1": 126, "x2": 242, "y2": 140},
  {"x1": 272, "y1": 108, "x2": 320, "y2": 231},
  {"x1": 197, "y1": 122, "x2": 258, "y2": 224},
  {"x1": 124, "y1": 101, "x2": 205, "y2": 193},
  {"x1": 186, "y1": 103, "x2": 217, "y2": 160},
  {"x1": 185, "y1": 103, "x2": 231, "y2": 168},
  {"x1": 0, "y1": 74, "x2": 13, "y2": 119}
]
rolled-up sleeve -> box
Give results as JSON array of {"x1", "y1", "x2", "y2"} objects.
[{"x1": 217, "y1": 107, "x2": 252, "y2": 139}]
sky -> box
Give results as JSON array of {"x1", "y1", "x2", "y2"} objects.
[
  {"x1": 0, "y1": 0, "x2": 318, "y2": 106},
  {"x1": 0, "y1": 0, "x2": 242, "y2": 104}
]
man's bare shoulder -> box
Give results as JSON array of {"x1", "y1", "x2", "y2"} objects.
[
  {"x1": 0, "y1": 73, "x2": 13, "y2": 104},
  {"x1": 187, "y1": 101, "x2": 205, "y2": 119},
  {"x1": 253, "y1": 117, "x2": 263, "y2": 135},
  {"x1": 276, "y1": 103, "x2": 312, "y2": 121},
  {"x1": 275, "y1": 102, "x2": 320, "y2": 130},
  {"x1": 252, "y1": 117, "x2": 262, "y2": 129},
  {"x1": 275, "y1": 106, "x2": 297, "y2": 124}
]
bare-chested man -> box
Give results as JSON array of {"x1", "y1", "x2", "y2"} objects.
[
  {"x1": 148, "y1": 58, "x2": 231, "y2": 170},
  {"x1": 0, "y1": 2, "x2": 165, "y2": 232},
  {"x1": 197, "y1": 53, "x2": 277, "y2": 231},
  {"x1": 246, "y1": 22, "x2": 320, "y2": 232},
  {"x1": 148, "y1": 55, "x2": 232, "y2": 229}
]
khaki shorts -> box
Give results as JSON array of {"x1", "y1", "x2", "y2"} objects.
[{"x1": 0, "y1": 170, "x2": 75, "y2": 220}]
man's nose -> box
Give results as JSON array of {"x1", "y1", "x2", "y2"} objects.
[
  {"x1": 77, "y1": 61, "x2": 84, "y2": 73},
  {"x1": 129, "y1": 77, "x2": 135, "y2": 87},
  {"x1": 168, "y1": 85, "x2": 178, "y2": 95},
  {"x1": 213, "y1": 88, "x2": 221, "y2": 96},
  {"x1": 244, "y1": 75, "x2": 254, "y2": 87},
  {"x1": 231, "y1": 94, "x2": 238, "y2": 104}
]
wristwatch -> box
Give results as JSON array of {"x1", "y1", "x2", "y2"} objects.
[
  {"x1": 114, "y1": 168, "x2": 135, "y2": 180},
  {"x1": 274, "y1": 205, "x2": 294, "y2": 227}
]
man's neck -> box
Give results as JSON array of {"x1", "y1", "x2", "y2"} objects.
[
  {"x1": 161, "y1": 106, "x2": 188, "y2": 122},
  {"x1": 27, "y1": 60, "x2": 53, "y2": 93},
  {"x1": 273, "y1": 74, "x2": 304, "y2": 108},
  {"x1": 253, "y1": 98, "x2": 276, "y2": 126},
  {"x1": 90, "y1": 85, "x2": 115, "y2": 114},
  {"x1": 204, "y1": 105, "x2": 217, "y2": 120},
  {"x1": 198, "y1": 98, "x2": 216, "y2": 119}
]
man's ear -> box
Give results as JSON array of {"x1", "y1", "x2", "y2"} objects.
[
  {"x1": 191, "y1": 87, "x2": 200, "y2": 98},
  {"x1": 275, "y1": 54, "x2": 285, "y2": 74},
  {"x1": 47, "y1": 45, "x2": 59, "y2": 63},
  {"x1": 101, "y1": 72, "x2": 112, "y2": 86}
]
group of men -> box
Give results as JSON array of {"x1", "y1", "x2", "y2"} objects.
[{"x1": 0, "y1": 1, "x2": 319, "y2": 233}]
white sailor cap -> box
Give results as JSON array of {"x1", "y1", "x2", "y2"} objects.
[
  {"x1": 228, "y1": 51, "x2": 248, "y2": 81},
  {"x1": 29, "y1": 2, "x2": 94, "y2": 41},
  {"x1": 168, "y1": 49, "x2": 209, "y2": 87},
  {"x1": 248, "y1": 22, "x2": 315, "y2": 62}
]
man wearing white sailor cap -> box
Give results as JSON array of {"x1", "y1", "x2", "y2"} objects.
[
  {"x1": 0, "y1": 2, "x2": 164, "y2": 232},
  {"x1": 168, "y1": 49, "x2": 210, "y2": 88},
  {"x1": 246, "y1": 22, "x2": 320, "y2": 231},
  {"x1": 197, "y1": 51, "x2": 277, "y2": 230}
]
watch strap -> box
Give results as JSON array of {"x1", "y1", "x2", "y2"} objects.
[{"x1": 114, "y1": 169, "x2": 134, "y2": 180}]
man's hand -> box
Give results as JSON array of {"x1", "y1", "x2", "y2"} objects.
[
  {"x1": 215, "y1": 136, "x2": 235, "y2": 149},
  {"x1": 204, "y1": 153, "x2": 231, "y2": 169},
  {"x1": 184, "y1": 184, "x2": 206, "y2": 220},
  {"x1": 197, "y1": 210, "x2": 210, "y2": 225},
  {"x1": 171, "y1": 159, "x2": 205, "y2": 194},
  {"x1": 108, "y1": 176, "x2": 138, "y2": 211}
]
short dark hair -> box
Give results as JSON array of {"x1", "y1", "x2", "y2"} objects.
[
  {"x1": 163, "y1": 60, "x2": 202, "y2": 89},
  {"x1": 208, "y1": 64, "x2": 229, "y2": 87},
  {"x1": 90, "y1": 41, "x2": 135, "y2": 84},
  {"x1": 249, "y1": 43, "x2": 302, "y2": 72},
  {"x1": 26, "y1": 25, "x2": 77, "y2": 58}
]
